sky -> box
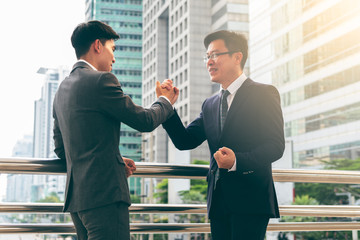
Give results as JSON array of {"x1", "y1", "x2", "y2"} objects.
[{"x1": 0, "y1": 0, "x2": 85, "y2": 157}]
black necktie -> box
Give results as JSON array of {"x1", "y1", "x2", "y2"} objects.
[
  {"x1": 220, "y1": 89, "x2": 230, "y2": 131},
  {"x1": 214, "y1": 89, "x2": 230, "y2": 190}
]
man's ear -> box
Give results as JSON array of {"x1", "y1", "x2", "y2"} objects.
[
  {"x1": 93, "y1": 39, "x2": 102, "y2": 54},
  {"x1": 235, "y1": 52, "x2": 243, "y2": 65}
]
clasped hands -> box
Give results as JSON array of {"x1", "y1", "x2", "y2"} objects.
[{"x1": 156, "y1": 79, "x2": 179, "y2": 104}]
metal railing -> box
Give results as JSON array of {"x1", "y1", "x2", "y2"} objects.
[{"x1": 1, "y1": 157, "x2": 360, "y2": 234}]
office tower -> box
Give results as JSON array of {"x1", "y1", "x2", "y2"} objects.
[
  {"x1": 33, "y1": 66, "x2": 69, "y2": 201},
  {"x1": 12, "y1": 134, "x2": 33, "y2": 158},
  {"x1": 142, "y1": 0, "x2": 249, "y2": 165},
  {"x1": 142, "y1": 0, "x2": 211, "y2": 168},
  {"x1": 142, "y1": 0, "x2": 249, "y2": 209},
  {"x1": 85, "y1": 0, "x2": 143, "y2": 196},
  {"x1": 249, "y1": 0, "x2": 360, "y2": 169},
  {"x1": 142, "y1": 0, "x2": 249, "y2": 187},
  {"x1": 143, "y1": 1, "x2": 249, "y2": 239},
  {"x1": 5, "y1": 135, "x2": 33, "y2": 202},
  {"x1": 34, "y1": 67, "x2": 69, "y2": 159}
]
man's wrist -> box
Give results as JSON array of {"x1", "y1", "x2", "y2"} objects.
[
  {"x1": 159, "y1": 95, "x2": 172, "y2": 105},
  {"x1": 228, "y1": 157, "x2": 237, "y2": 172}
]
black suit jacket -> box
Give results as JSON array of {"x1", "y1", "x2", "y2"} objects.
[
  {"x1": 163, "y1": 78, "x2": 285, "y2": 218},
  {"x1": 53, "y1": 62, "x2": 174, "y2": 212}
]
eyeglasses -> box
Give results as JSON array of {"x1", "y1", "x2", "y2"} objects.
[{"x1": 203, "y1": 51, "x2": 237, "y2": 63}]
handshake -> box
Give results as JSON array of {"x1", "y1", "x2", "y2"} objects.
[
  {"x1": 156, "y1": 79, "x2": 179, "y2": 105},
  {"x1": 124, "y1": 79, "x2": 178, "y2": 178}
]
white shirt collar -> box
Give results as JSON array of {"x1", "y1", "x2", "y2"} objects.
[
  {"x1": 220, "y1": 72, "x2": 247, "y2": 95},
  {"x1": 77, "y1": 59, "x2": 97, "y2": 71}
]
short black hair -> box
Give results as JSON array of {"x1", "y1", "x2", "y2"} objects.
[
  {"x1": 204, "y1": 30, "x2": 248, "y2": 69},
  {"x1": 71, "y1": 20, "x2": 120, "y2": 59}
]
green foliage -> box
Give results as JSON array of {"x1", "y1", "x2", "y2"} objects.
[
  {"x1": 323, "y1": 158, "x2": 360, "y2": 170},
  {"x1": 130, "y1": 194, "x2": 141, "y2": 203},
  {"x1": 295, "y1": 158, "x2": 360, "y2": 205},
  {"x1": 280, "y1": 195, "x2": 353, "y2": 239},
  {"x1": 295, "y1": 182, "x2": 346, "y2": 205},
  {"x1": 281, "y1": 158, "x2": 360, "y2": 240},
  {"x1": 192, "y1": 159, "x2": 209, "y2": 165},
  {"x1": 178, "y1": 190, "x2": 205, "y2": 203},
  {"x1": 178, "y1": 159, "x2": 209, "y2": 204},
  {"x1": 294, "y1": 195, "x2": 319, "y2": 205},
  {"x1": 154, "y1": 234, "x2": 168, "y2": 240},
  {"x1": 36, "y1": 192, "x2": 61, "y2": 203},
  {"x1": 154, "y1": 179, "x2": 168, "y2": 204},
  {"x1": 282, "y1": 195, "x2": 319, "y2": 223}
]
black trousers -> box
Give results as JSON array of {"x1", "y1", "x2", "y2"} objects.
[
  {"x1": 209, "y1": 183, "x2": 270, "y2": 240},
  {"x1": 70, "y1": 201, "x2": 130, "y2": 240}
]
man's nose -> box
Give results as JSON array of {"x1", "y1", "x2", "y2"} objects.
[{"x1": 207, "y1": 58, "x2": 214, "y2": 67}]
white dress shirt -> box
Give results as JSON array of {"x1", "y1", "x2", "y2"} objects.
[{"x1": 220, "y1": 72, "x2": 247, "y2": 171}]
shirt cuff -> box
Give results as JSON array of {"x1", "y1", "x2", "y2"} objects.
[
  {"x1": 159, "y1": 96, "x2": 172, "y2": 105},
  {"x1": 228, "y1": 157, "x2": 237, "y2": 171}
]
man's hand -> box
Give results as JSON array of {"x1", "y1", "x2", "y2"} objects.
[
  {"x1": 156, "y1": 79, "x2": 179, "y2": 104},
  {"x1": 213, "y1": 147, "x2": 236, "y2": 169},
  {"x1": 123, "y1": 157, "x2": 136, "y2": 178}
]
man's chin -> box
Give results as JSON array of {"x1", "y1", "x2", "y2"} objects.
[{"x1": 211, "y1": 77, "x2": 220, "y2": 84}]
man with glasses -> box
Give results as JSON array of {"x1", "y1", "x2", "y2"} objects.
[{"x1": 162, "y1": 30, "x2": 285, "y2": 239}]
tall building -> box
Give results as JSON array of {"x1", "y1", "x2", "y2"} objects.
[
  {"x1": 33, "y1": 66, "x2": 69, "y2": 201},
  {"x1": 5, "y1": 135, "x2": 33, "y2": 202},
  {"x1": 249, "y1": 0, "x2": 360, "y2": 169},
  {"x1": 142, "y1": 0, "x2": 249, "y2": 166},
  {"x1": 34, "y1": 67, "x2": 69, "y2": 159},
  {"x1": 12, "y1": 134, "x2": 33, "y2": 158},
  {"x1": 142, "y1": 0, "x2": 210, "y2": 169},
  {"x1": 85, "y1": 0, "x2": 144, "y2": 195},
  {"x1": 142, "y1": 1, "x2": 249, "y2": 239}
]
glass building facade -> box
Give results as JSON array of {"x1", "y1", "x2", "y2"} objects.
[
  {"x1": 85, "y1": 0, "x2": 143, "y2": 195},
  {"x1": 250, "y1": 0, "x2": 360, "y2": 168}
]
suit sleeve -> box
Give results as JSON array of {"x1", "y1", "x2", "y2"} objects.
[
  {"x1": 163, "y1": 105, "x2": 207, "y2": 150},
  {"x1": 97, "y1": 73, "x2": 174, "y2": 132},
  {"x1": 234, "y1": 85, "x2": 285, "y2": 172},
  {"x1": 53, "y1": 107, "x2": 66, "y2": 162}
]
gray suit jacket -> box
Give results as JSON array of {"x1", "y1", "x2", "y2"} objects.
[{"x1": 53, "y1": 62, "x2": 174, "y2": 212}]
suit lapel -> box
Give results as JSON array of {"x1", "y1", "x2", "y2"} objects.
[{"x1": 220, "y1": 78, "x2": 253, "y2": 139}]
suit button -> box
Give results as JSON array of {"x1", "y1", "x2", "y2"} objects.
[{"x1": 211, "y1": 170, "x2": 214, "y2": 174}]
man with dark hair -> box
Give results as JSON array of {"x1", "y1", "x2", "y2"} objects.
[
  {"x1": 53, "y1": 20, "x2": 179, "y2": 239},
  {"x1": 162, "y1": 30, "x2": 285, "y2": 239}
]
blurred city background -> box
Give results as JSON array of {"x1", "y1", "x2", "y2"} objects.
[{"x1": 0, "y1": 0, "x2": 360, "y2": 239}]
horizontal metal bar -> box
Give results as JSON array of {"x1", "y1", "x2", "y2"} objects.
[
  {"x1": 0, "y1": 203, "x2": 64, "y2": 213},
  {"x1": 0, "y1": 158, "x2": 66, "y2": 174},
  {"x1": 273, "y1": 168, "x2": 360, "y2": 184},
  {"x1": 130, "y1": 204, "x2": 207, "y2": 214},
  {"x1": 1, "y1": 222, "x2": 360, "y2": 234},
  {"x1": 0, "y1": 223, "x2": 75, "y2": 234},
  {"x1": 2, "y1": 203, "x2": 360, "y2": 217},
  {"x1": 2, "y1": 158, "x2": 360, "y2": 184},
  {"x1": 0, "y1": 203, "x2": 208, "y2": 214},
  {"x1": 0, "y1": 158, "x2": 208, "y2": 178},
  {"x1": 267, "y1": 222, "x2": 360, "y2": 232}
]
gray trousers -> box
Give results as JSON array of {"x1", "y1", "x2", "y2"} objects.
[{"x1": 70, "y1": 202, "x2": 130, "y2": 240}]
